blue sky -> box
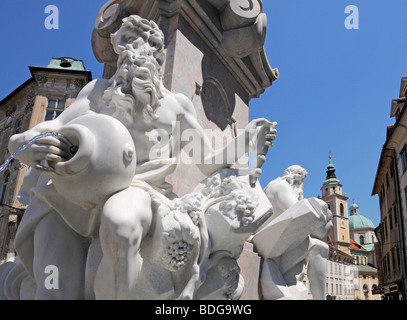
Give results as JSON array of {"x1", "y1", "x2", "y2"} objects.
[{"x1": 1, "y1": 1, "x2": 406, "y2": 227}]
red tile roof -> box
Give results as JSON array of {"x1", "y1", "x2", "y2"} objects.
[{"x1": 350, "y1": 239, "x2": 366, "y2": 250}]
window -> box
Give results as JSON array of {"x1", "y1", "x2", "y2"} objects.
[
  {"x1": 389, "y1": 210, "x2": 393, "y2": 230},
  {"x1": 45, "y1": 99, "x2": 66, "y2": 121},
  {"x1": 387, "y1": 254, "x2": 391, "y2": 275},
  {"x1": 0, "y1": 172, "x2": 10, "y2": 203},
  {"x1": 391, "y1": 248, "x2": 396, "y2": 271},
  {"x1": 397, "y1": 247, "x2": 401, "y2": 267},
  {"x1": 401, "y1": 145, "x2": 407, "y2": 171},
  {"x1": 340, "y1": 203, "x2": 344, "y2": 216},
  {"x1": 383, "y1": 256, "x2": 388, "y2": 277},
  {"x1": 360, "y1": 235, "x2": 365, "y2": 244}
]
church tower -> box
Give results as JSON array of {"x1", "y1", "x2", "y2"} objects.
[{"x1": 321, "y1": 156, "x2": 351, "y2": 254}]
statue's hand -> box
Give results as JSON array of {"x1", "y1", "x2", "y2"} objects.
[
  {"x1": 28, "y1": 135, "x2": 73, "y2": 173},
  {"x1": 245, "y1": 118, "x2": 277, "y2": 183},
  {"x1": 246, "y1": 118, "x2": 277, "y2": 154}
]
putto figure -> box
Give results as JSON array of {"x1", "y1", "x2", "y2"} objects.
[{"x1": 0, "y1": 15, "x2": 276, "y2": 300}]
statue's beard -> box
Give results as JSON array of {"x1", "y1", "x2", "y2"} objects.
[
  {"x1": 293, "y1": 184, "x2": 304, "y2": 200},
  {"x1": 103, "y1": 50, "x2": 162, "y2": 125}
]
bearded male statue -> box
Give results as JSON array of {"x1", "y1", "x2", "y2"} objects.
[
  {"x1": 0, "y1": 15, "x2": 276, "y2": 300},
  {"x1": 252, "y1": 165, "x2": 332, "y2": 300}
]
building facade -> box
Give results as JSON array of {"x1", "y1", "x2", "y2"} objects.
[
  {"x1": 324, "y1": 244, "x2": 355, "y2": 300},
  {"x1": 317, "y1": 157, "x2": 379, "y2": 300},
  {"x1": 348, "y1": 203, "x2": 380, "y2": 300},
  {"x1": 0, "y1": 57, "x2": 92, "y2": 263},
  {"x1": 372, "y1": 76, "x2": 407, "y2": 300}
]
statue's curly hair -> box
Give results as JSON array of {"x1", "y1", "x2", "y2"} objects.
[
  {"x1": 111, "y1": 15, "x2": 166, "y2": 69},
  {"x1": 283, "y1": 165, "x2": 307, "y2": 178}
]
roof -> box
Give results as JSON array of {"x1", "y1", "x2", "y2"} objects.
[
  {"x1": 349, "y1": 213, "x2": 375, "y2": 230},
  {"x1": 323, "y1": 178, "x2": 340, "y2": 186},
  {"x1": 361, "y1": 243, "x2": 375, "y2": 252},
  {"x1": 0, "y1": 78, "x2": 35, "y2": 104},
  {"x1": 350, "y1": 239, "x2": 366, "y2": 250},
  {"x1": 45, "y1": 57, "x2": 87, "y2": 71},
  {"x1": 354, "y1": 264, "x2": 377, "y2": 274},
  {"x1": 323, "y1": 156, "x2": 340, "y2": 186},
  {"x1": 390, "y1": 97, "x2": 406, "y2": 117},
  {"x1": 1, "y1": 57, "x2": 92, "y2": 104},
  {"x1": 29, "y1": 57, "x2": 92, "y2": 82},
  {"x1": 327, "y1": 243, "x2": 354, "y2": 260}
]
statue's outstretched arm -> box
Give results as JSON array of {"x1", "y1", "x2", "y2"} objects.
[{"x1": 176, "y1": 93, "x2": 276, "y2": 177}]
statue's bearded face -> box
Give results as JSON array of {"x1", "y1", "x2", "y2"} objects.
[
  {"x1": 103, "y1": 16, "x2": 165, "y2": 125},
  {"x1": 283, "y1": 166, "x2": 307, "y2": 201},
  {"x1": 291, "y1": 174, "x2": 304, "y2": 200}
]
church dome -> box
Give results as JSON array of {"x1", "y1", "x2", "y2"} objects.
[{"x1": 349, "y1": 213, "x2": 375, "y2": 230}]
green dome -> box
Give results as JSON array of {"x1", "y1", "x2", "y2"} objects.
[
  {"x1": 350, "y1": 203, "x2": 359, "y2": 209},
  {"x1": 323, "y1": 178, "x2": 340, "y2": 186},
  {"x1": 349, "y1": 214, "x2": 375, "y2": 230}
]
